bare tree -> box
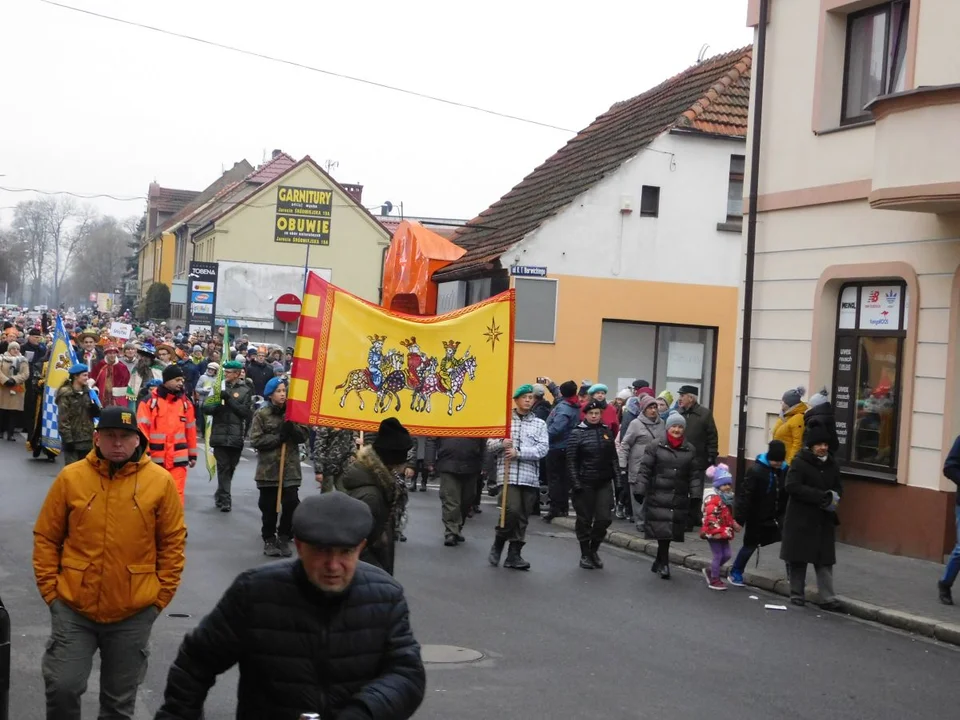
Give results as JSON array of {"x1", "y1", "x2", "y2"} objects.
[
  {"x1": 12, "y1": 200, "x2": 50, "y2": 307},
  {"x1": 0, "y1": 228, "x2": 29, "y2": 303},
  {"x1": 64, "y1": 215, "x2": 133, "y2": 301},
  {"x1": 39, "y1": 197, "x2": 97, "y2": 308}
]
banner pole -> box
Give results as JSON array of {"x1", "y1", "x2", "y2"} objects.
[{"x1": 276, "y1": 442, "x2": 287, "y2": 514}]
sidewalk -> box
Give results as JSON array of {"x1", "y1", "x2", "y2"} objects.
[{"x1": 552, "y1": 515, "x2": 960, "y2": 646}]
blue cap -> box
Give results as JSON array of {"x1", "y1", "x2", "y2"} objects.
[
  {"x1": 264, "y1": 376, "x2": 287, "y2": 399},
  {"x1": 588, "y1": 383, "x2": 608, "y2": 395},
  {"x1": 68, "y1": 363, "x2": 89, "y2": 376},
  {"x1": 138, "y1": 342, "x2": 156, "y2": 356}
]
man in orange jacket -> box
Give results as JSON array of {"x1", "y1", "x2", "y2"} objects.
[
  {"x1": 137, "y1": 364, "x2": 198, "y2": 505},
  {"x1": 33, "y1": 405, "x2": 186, "y2": 719}
]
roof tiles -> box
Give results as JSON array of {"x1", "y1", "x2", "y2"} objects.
[{"x1": 434, "y1": 46, "x2": 752, "y2": 281}]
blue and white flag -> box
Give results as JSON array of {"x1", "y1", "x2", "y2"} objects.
[{"x1": 40, "y1": 315, "x2": 80, "y2": 453}]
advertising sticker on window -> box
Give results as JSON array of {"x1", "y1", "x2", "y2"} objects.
[{"x1": 858, "y1": 285, "x2": 901, "y2": 330}]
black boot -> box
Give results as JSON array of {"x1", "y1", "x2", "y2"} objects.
[
  {"x1": 488, "y1": 536, "x2": 506, "y2": 567},
  {"x1": 590, "y1": 540, "x2": 604, "y2": 569},
  {"x1": 541, "y1": 509, "x2": 559, "y2": 524},
  {"x1": 659, "y1": 562, "x2": 671, "y2": 580},
  {"x1": 939, "y1": 580, "x2": 954, "y2": 605},
  {"x1": 579, "y1": 541, "x2": 596, "y2": 569},
  {"x1": 503, "y1": 542, "x2": 531, "y2": 570}
]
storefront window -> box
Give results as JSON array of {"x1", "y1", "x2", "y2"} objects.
[
  {"x1": 597, "y1": 320, "x2": 716, "y2": 406},
  {"x1": 833, "y1": 282, "x2": 906, "y2": 472}
]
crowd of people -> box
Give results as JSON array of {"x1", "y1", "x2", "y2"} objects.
[{"x1": 15, "y1": 302, "x2": 959, "y2": 718}]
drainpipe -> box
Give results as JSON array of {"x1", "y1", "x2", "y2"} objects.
[{"x1": 736, "y1": 0, "x2": 769, "y2": 483}]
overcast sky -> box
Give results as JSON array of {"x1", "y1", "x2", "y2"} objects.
[{"x1": 0, "y1": 0, "x2": 752, "y2": 227}]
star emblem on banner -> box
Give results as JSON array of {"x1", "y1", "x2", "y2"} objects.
[{"x1": 484, "y1": 318, "x2": 503, "y2": 352}]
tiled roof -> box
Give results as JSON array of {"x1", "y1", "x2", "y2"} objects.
[
  {"x1": 434, "y1": 46, "x2": 752, "y2": 281},
  {"x1": 188, "y1": 153, "x2": 298, "y2": 231},
  {"x1": 154, "y1": 187, "x2": 199, "y2": 214},
  {"x1": 152, "y1": 160, "x2": 254, "y2": 239}
]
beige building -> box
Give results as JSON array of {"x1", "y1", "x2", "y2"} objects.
[
  {"x1": 740, "y1": 0, "x2": 960, "y2": 560},
  {"x1": 140, "y1": 151, "x2": 390, "y2": 341}
]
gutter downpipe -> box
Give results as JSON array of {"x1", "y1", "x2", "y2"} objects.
[{"x1": 736, "y1": 0, "x2": 769, "y2": 483}]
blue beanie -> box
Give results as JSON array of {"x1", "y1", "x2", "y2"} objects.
[
  {"x1": 588, "y1": 383, "x2": 608, "y2": 395},
  {"x1": 68, "y1": 363, "x2": 89, "y2": 376},
  {"x1": 264, "y1": 376, "x2": 287, "y2": 399}
]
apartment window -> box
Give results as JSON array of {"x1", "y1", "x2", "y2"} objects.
[
  {"x1": 832, "y1": 282, "x2": 906, "y2": 474},
  {"x1": 515, "y1": 277, "x2": 557, "y2": 343},
  {"x1": 640, "y1": 185, "x2": 660, "y2": 217},
  {"x1": 842, "y1": 1, "x2": 909, "y2": 124},
  {"x1": 726, "y1": 155, "x2": 745, "y2": 221}
]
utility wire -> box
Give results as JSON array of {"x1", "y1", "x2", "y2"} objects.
[{"x1": 38, "y1": 0, "x2": 578, "y2": 134}]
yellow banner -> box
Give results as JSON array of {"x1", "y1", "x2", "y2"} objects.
[{"x1": 287, "y1": 273, "x2": 515, "y2": 437}]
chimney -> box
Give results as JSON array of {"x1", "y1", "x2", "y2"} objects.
[
  {"x1": 271, "y1": 149, "x2": 282, "y2": 159},
  {"x1": 342, "y1": 183, "x2": 363, "y2": 204},
  {"x1": 148, "y1": 181, "x2": 160, "y2": 200}
]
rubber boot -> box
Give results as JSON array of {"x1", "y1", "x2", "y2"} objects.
[
  {"x1": 503, "y1": 542, "x2": 531, "y2": 570},
  {"x1": 579, "y1": 541, "x2": 596, "y2": 569},
  {"x1": 488, "y1": 536, "x2": 507, "y2": 567},
  {"x1": 590, "y1": 540, "x2": 604, "y2": 569}
]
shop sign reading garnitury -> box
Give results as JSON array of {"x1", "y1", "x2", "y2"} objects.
[{"x1": 275, "y1": 186, "x2": 333, "y2": 246}]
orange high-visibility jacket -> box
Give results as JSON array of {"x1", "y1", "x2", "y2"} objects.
[{"x1": 137, "y1": 388, "x2": 198, "y2": 469}]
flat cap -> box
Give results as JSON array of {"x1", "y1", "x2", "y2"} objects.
[{"x1": 292, "y1": 492, "x2": 373, "y2": 548}]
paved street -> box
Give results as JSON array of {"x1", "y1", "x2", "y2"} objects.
[{"x1": 2, "y1": 441, "x2": 959, "y2": 719}]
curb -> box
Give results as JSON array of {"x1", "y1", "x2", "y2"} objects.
[{"x1": 550, "y1": 516, "x2": 960, "y2": 647}]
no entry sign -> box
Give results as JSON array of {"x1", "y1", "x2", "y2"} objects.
[{"x1": 274, "y1": 293, "x2": 302, "y2": 324}]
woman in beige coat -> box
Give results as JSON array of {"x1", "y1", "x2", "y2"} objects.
[
  {"x1": 0, "y1": 342, "x2": 30, "y2": 441},
  {"x1": 619, "y1": 395, "x2": 665, "y2": 520}
]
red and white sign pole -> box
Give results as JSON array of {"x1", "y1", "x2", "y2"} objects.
[{"x1": 275, "y1": 293, "x2": 302, "y2": 357}]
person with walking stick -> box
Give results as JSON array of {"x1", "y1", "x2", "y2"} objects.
[
  {"x1": 250, "y1": 377, "x2": 309, "y2": 557},
  {"x1": 487, "y1": 384, "x2": 549, "y2": 571}
]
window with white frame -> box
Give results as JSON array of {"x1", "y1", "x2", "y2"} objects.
[
  {"x1": 726, "y1": 155, "x2": 744, "y2": 223},
  {"x1": 514, "y1": 277, "x2": 557, "y2": 343},
  {"x1": 842, "y1": 1, "x2": 909, "y2": 124}
]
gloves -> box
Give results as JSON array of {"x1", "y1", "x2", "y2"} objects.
[
  {"x1": 633, "y1": 493, "x2": 645, "y2": 505},
  {"x1": 280, "y1": 420, "x2": 299, "y2": 440},
  {"x1": 88, "y1": 404, "x2": 101, "y2": 418},
  {"x1": 570, "y1": 483, "x2": 583, "y2": 495},
  {"x1": 62, "y1": 442, "x2": 74, "y2": 451},
  {"x1": 822, "y1": 490, "x2": 840, "y2": 512},
  {"x1": 3, "y1": 379, "x2": 14, "y2": 387}
]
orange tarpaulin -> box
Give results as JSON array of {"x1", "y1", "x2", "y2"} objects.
[{"x1": 381, "y1": 220, "x2": 466, "y2": 315}]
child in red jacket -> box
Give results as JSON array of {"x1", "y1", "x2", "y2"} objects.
[{"x1": 701, "y1": 464, "x2": 740, "y2": 590}]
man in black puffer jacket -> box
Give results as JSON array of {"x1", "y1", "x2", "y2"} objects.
[{"x1": 155, "y1": 492, "x2": 425, "y2": 720}]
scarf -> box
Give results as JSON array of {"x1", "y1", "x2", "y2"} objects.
[{"x1": 667, "y1": 433, "x2": 683, "y2": 449}]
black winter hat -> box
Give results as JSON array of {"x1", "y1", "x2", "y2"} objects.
[
  {"x1": 767, "y1": 440, "x2": 787, "y2": 462},
  {"x1": 583, "y1": 400, "x2": 604, "y2": 414},
  {"x1": 162, "y1": 364, "x2": 185, "y2": 383},
  {"x1": 559, "y1": 380, "x2": 578, "y2": 398},
  {"x1": 804, "y1": 421, "x2": 833, "y2": 448},
  {"x1": 632, "y1": 379, "x2": 650, "y2": 390},
  {"x1": 373, "y1": 417, "x2": 413, "y2": 465}
]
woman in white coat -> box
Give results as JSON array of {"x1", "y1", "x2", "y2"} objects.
[{"x1": 619, "y1": 395, "x2": 665, "y2": 522}]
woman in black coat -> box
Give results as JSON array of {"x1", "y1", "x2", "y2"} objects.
[
  {"x1": 780, "y1": 423, "x2": 842, "y2": 608},
  {"x1": 635, "y1": 412, "x2": 699, "y2": 579},
  {"x1": 566, "y1": 400, "x2": 619, "y2": 570}
]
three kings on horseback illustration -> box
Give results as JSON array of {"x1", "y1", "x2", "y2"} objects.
[{"x1": 335, "y1": 334, "x2": 478, "y2": 416}]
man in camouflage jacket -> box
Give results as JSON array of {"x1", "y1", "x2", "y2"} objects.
[{"x1": 312, "y1": 426, "x2": 358, "y2": 492}]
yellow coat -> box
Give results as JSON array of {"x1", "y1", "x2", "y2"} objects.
[
  {"x1": 772, "y1": 402, "x2": 807, "y2": 464},
  {"x1": 33, "y1": 447, "x2": 186, "y2": 623}
]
